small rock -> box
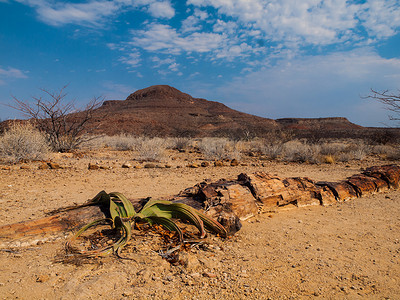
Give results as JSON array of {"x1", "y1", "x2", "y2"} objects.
[
  {"x1": 122, "y1": 162, "x2": 132, "y2": 168},
  {"x1": 38, "y1": 163, "x2": 50, "y2": 170},
  {"x1": 144, "y1": 163, "x2": 156, "y2": 168},
  {"x1": 203, "y1": 272, "x2": 217, "y2": 278},
  {"x1": 230, "y1": 159, "x2": 239, "y2": 166},
  {"x1": 0, "y1": 166, "x2": 11, "y2": 170},
  {"x1": 164, "y1": 164, "x2": 172, "y2": 168},
  {"x1": 36, "y1": 274, "x2": 50, "y2": 283},
  {"x1": 20, "y1": 164, "x2": 30, "y2": 170},
  {"x1": 214, "y1": 160, "x2": 224, "y2": 167},
  {"x1": 188, "y1": 163, "x2": 200, "y2": 168},
  {"x1": 201, "y1": 161, "x2": 210, "y2": 167},
  {"x1": 134, "y1": 165, "x2": 143, "y2": 169},
  {"x1": 88, "y1": 163, "x2": 100, "y2": 170},
  {"x1": 48, "y1": 162, "x2": 62, "y2": 169}
]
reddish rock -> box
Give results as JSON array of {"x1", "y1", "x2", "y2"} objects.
[
  {"x1": 230, "y1": 159, "x2": 239, "y2": 166},
  {"x1": 316, "y1": 181, "x2": 358, "y2": 202},
  {"x1": 48, "y1": 162, "x2": 62, "y2": 169},
  {"x1": 88, "y1": 163, "x2": 100, "y2": 170},
  {"x1": 363, "y1": 165, "x2": 400, "y2": 189}
]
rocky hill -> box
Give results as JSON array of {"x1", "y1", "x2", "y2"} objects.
[
  {"x1": 1, "y1": 85, "x2": 366, "y2": 138},
  {"x1": 90, "y1": 85, "x2": 280, "y2": 137}
]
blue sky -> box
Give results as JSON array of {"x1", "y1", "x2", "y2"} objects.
[{"x1": 1, "y1": 0, "x2": 400, "y2": 127}]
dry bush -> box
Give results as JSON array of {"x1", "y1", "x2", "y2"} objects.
[
  {"x1": 319, "y1": 142, "x2": 349, "y2": 156},
  {"x1": 198, "y1": 137, "x2": 241, "y2": 160},
  {"x1": 133, "y1": 137, "x2": 167, "y2": 161},
  {"x1": 165, "y1": 137, "x2": 193, "y2": 150},
  {"x1": 281, "y1": 140, "x2": 321, "y2": 163},
  {"x1": 0, "y1": 122, "x2": 50, "y2": 162}
]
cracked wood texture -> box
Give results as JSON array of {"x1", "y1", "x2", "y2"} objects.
[{"x1": 1, "y1": 164, "x2": 399, "y2": 247}]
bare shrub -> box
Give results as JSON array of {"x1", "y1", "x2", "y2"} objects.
[
  {"x1": 198, "y1": 137, "x2": 241, "y2": 160},
  {"x1": 166, "y1": 137, "x2": 193, "y2": 150},
  {"x1": 262, "y1": 142, "x2": 284, "y2": 159},
  {"x1": 282, "y1": 140, "x2": 321, "y2": 163},
  {"x1": 0, "y1": 122, "x2": 50, "y2": 162},
  {"x1": 9, "y1": 86, "x2": 103, "y2": 152},
  {"x1": 134, "y1": 137, "x2": 167, "y2": 161},
  {"x1": 319, "y1": 142, "x2": 349, "y2": 156}
]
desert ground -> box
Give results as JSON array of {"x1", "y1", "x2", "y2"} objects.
[{"x1": 0, "y1": 148, "x2": 399, "y2": 299}]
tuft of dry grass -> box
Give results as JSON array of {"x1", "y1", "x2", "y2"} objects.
[
  {"x1": 197, "y1": 137, "x2": 241, "y2": 160},
  {"x1": 0, "y1": 122, "x2": 50, "y2": 163},
  {"x1": 134, "y1": 137, "x2": 167, "y2": 162}
]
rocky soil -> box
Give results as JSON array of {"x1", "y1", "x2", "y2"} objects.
[{"x1": 0, "y1": 149, "x2": 399, "y2": 299}]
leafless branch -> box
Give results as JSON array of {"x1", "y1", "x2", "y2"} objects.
[{"x1": 8, "y1": 86, "x2": 103, "y2": 152}]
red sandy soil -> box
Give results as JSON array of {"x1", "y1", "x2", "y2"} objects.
[{"x1": 0, "y1": 150, "x2": 399, "y2": 299}]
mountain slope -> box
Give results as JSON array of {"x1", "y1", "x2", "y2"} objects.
[{"x1": 91, "y1": 85, "x2": 280, "y2": 137}]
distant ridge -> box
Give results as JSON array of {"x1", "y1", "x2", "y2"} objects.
[{"x1": 0, "y1": 85, "x2": 366, "y2": 138}]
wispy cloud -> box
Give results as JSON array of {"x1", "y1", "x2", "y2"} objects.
[
  {"x1": 0, "y1": 66, "x2": 28, "y2": 85},
  {"x1": 131, "y1": 23, "x2": 227, "y2": 54},
  {"x1": 118, "y1": 50, "x2": 142, "y2": 68},
  {"x1": 188, "y1": 0, "x2": 400, "y2": 47},
  {"x1": 14, "y1": 0, "x2": 176, "y2": 27}
]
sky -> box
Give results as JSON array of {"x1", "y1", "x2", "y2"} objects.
[{"x1": 1, "y1": 0, "x2": 400, "y2": 127}]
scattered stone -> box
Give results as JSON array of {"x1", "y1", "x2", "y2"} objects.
[
  {"x1": 164, "y1": 164, "x2": 172, "y2": 168},
  {"x1": 188, "y1": 163, "x2": 200, "y2": 168},
  {"x1": 88, "y1": 163, "x2": 100, "y2": 170},
  {"x1": 36, "y1": 274, "x2": 50, "y2": 283},
  {"x1": 203, "y1": 272, "x2": 217, "y2": 278},
  {"x1": 47, "y1": 162, "x2": 62, "y2": 169},
  {"x1": 20, "y1": 164, "x2": 30, "y2": 170},
  {"x1": 214, "y1": 160, "x2": 224, "y2": 167},
  {"x1": 201, "y1": 161, "x2": 210, "y2": 167},
  {"x1": 122, "y1": 162, "x2": 132, "y2": 168},
  {"x1": 134, "y1": 165, "x2": 143, "y2": 169},
  {"x1": 38, "y1": 163, "x2": 50, "y2": 170},
  {"x1": 144, "y1": 163, "x2": 156, "y2": 168},
  {"x1": 0, "y1": 166, "x2": 11, "y2": 170},
  {"x1": 230, "y1": 159, "x2": 239, "y2": 166}
]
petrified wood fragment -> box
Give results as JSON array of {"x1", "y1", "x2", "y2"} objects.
[
  {"x1": 363, "y1": 165, "x2": 400, "y2": 189},
  {"x1": 1, "y1": 164, "x2": 399, "y2": 248},
  {"x1": 315, "y1": 181, "x2": 358, "y2": 202}
]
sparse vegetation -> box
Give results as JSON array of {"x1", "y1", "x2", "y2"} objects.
[
  {"x1": 197, "y1": 137, "x2": 241, "y2": 160},
  {"x1": 0, "y1": 122, "x2": 50, "y2": 162},
  {"x1": 134, "y1": 137, "x2": 167, "y2": 161},
  {"x1": 9, "y1": 86, "x2": 103, "y2": 152}
]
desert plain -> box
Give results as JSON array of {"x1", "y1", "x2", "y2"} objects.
[{"x1": 0, "y1": 147, "x2": 399, "y2": 300}]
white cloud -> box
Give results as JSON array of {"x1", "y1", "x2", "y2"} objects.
[
  {"x1": 199, "y1": 48, "x2": 400, "y2": 126},
  {"x1": 188, "y1": 0, "x2": 400, "y2": 47},
  {"x1": 118, "y1": 50, "x2": 142, "y2": 68},
  {"x1": 358, "y1": 0, "x2": 400, "y2": 39},
  {"x1": 148, "y1": 1, "x2": 175, "y2": 19},
  {"x1": 0, "y1": 66, "x2": 28, "y2": 85},
  {"x1": 15, "y1": 0, "x2": 175, "y2": 27},
  {"x1": 131, "y1": 23, "x2": 227, "y2": 54},
  {"x1": 151, "y1": 56, "x2": 176, "y2": 67},
  {"x1": 14, "y1": 0, "x2": 122, "y2": 26}
]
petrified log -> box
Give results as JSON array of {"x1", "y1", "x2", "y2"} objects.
[{"x1": 1, "y1": 164, "x2": 399, "y2": 248}]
